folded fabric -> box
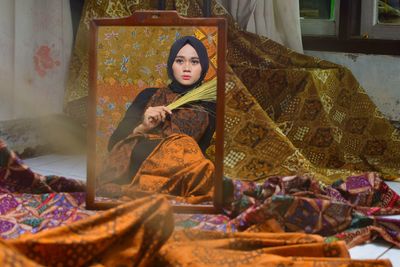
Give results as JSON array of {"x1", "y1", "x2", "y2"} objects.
[{"x1": 0, "y1": 195, "x2": 392, "y2": 267}]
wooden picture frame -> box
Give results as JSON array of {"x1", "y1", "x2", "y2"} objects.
[{"x1": 86, "y1": 11, "x2": 226, "y2": 213}]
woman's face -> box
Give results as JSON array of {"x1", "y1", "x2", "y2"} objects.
[{"x1": 172, "y1": 44, "x2": 202, "y2": 86}]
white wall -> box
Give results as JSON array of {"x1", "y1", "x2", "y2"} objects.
[
  {"x1": 0, "y1": 0, "x2": 15, "y2": 120},
  {"x1": 0, "y1": 0, "x2": 73, "y2": 121},
  {"x1": 0, "y1": 0, "x2": 74, "y2": 153},
  {"x1": 304, "y1": 50, "x2": 400, "y2": 122}
]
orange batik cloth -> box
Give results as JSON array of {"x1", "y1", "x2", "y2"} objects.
[
  {"x1": 97, "y1": 133, "x2": 214, "y2": 204},
  {"x1": 0, "y1": 195, "x2": 392, "y2": 267},
  {"x1": 129, "y1": 133, "x2": 215, "y2": 203}
]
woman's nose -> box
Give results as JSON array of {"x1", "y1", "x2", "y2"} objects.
[{"x1": 183, "y1": 63, "x2": 191, "y2": 71}]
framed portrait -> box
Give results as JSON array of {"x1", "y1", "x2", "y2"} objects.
[{"x1": 87, "y1": 11, "x2": 226, "y2": 213}]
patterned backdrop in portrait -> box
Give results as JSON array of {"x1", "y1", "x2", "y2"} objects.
[{"x1": 95, "y1": 26, "x2": 218, "y2": 164}]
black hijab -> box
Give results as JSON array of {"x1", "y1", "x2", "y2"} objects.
[{"x1": 167, "y1": 36, "x2": 209, "y2": 93}]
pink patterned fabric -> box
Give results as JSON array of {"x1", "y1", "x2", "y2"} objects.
[
  {"x1": 0, "y1": 139, "x2": 93, "y2": 239},
  {"x1": 0, "y1": 192, "x2": 94, "y2": 239},
  {"x1": 175, "y1": 174, "x2": 400, "y2": 248}
]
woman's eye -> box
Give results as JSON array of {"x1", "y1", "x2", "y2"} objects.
[
  {"x1": 175, "y1": 59, "x2": 184, "y2": 64},
  {"x1": 191, "y1": 59, "x2": 200, "y2": 65}
]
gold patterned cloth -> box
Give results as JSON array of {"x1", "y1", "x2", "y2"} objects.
[
  {"x1": 6, "y1": 195, "x2": 174, "y2": 267},
  {"x1": 64, "y1": 0, "x2": 400, "y2": 184},
  {"x1": 156, "y1": 230, "x2": 392, "y2": 267},
  {"x1": 0, "y1": 195, "x2": 392, "y2": 266}
]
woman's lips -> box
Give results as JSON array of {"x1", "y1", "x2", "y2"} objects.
[{"x1": 182, "y1": 75, "x2": 191, "y2": 80}]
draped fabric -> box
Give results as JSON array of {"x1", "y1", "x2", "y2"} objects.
[
  {"x1": 224, "y1": 173, "x2": 400, "y2": 248},
  {"x1": 0, "y1": 139, "x2": 92, "y2": 239},
  {"x1": 7, "y1": 195, "x2": 174, "y2": 267},
  {"x1": 98, "y1": 87, "x2": 211, "y2": 183},
  {"x1": 64, "y1": 0, "x2": 400, "y2": 185},
  {"x1": 0, "y1": 191, "x2": 91, "y2": 240},
  {"x1": 155, "y1": 230, "x2": 391, "y2": 267},
  {"x1": 0, "y1": 0, "x2": 72, "y2": 121},
  {"x1": 217, "y1": 0, "x2": 304, "y2": 53},
  {"x1": 0, "y1": 192, "x2": 392, "y2": 267},
  {"x1": 0, "y1": 141, "x2": 397, "y2": 266},
  {"x1": 97, "y1": 133, "x2": 215, "y2": 204},
  {"x1": 96, "y1": 86, "x2": 215, "y2": 203},
  {"x1": 142, "y1": 88, "x2": 210, "y2": 142},
  {"x1": 174, "y1": 173, "x2": 400, "y2": 250},
  {"x1": 0, "y1": 140, "x2": 85, "y2": 194},
  {"x1": 129, "y1": 134, "x2": 214, "y2": 200}
]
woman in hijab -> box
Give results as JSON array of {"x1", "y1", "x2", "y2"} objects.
[{"x1": 97, "y1": 36, "x2": 216, "y2": 203}]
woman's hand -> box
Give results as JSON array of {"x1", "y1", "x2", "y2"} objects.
[{"x1": 141, "y1": 106, "x2": 172, "y2": 132}]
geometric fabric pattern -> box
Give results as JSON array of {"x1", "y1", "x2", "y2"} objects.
[{"x1": 64, "y1": 0, "x2": 400, "y2": 184}]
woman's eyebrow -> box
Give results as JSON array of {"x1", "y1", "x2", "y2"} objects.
[{"x1": 175, "y1": 55, "x2": 200, "y2": 60}]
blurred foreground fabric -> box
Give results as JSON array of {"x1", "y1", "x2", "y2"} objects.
[
  {"x1": 64, "y1": 0, "x2": 400, "y2": 184},
  {"x1": 0, "y1": 139, "x2": 398, "y2": 266},
  {"x1": 0, "y1": 193, "x2": 393, "y2": 266}
]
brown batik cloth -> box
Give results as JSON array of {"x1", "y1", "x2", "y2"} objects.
[
  {"x1": 65, "y1": 0, "x2": 400, "y2": 184},
  {"x1": 97, "y1": 87, "x2": 214, "y2": 203},
  {"x1": 146, "y1": 87, "x2": 210, "y2": 141}
]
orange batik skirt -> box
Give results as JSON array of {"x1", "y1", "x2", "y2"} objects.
[{"x1": 97, "y1": 133, "x2": 215, "y2": 204}]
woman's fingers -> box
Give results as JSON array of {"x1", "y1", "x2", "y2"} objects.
[
  {"x1": 148, "y1": 109, "x2": 163, "y2": 122},
  {"x1": 148, "y1": 106, "x2": 171, "y2": 121},
  {"x1": 157, "y1": 106, "x2": 172, "y2": 122},
  {"x1": 143, "y1": 106, "x2": 172, "y2": 130},
  {"x1": 162, "y1": 106, "x2": 172, "y2": 115}
]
